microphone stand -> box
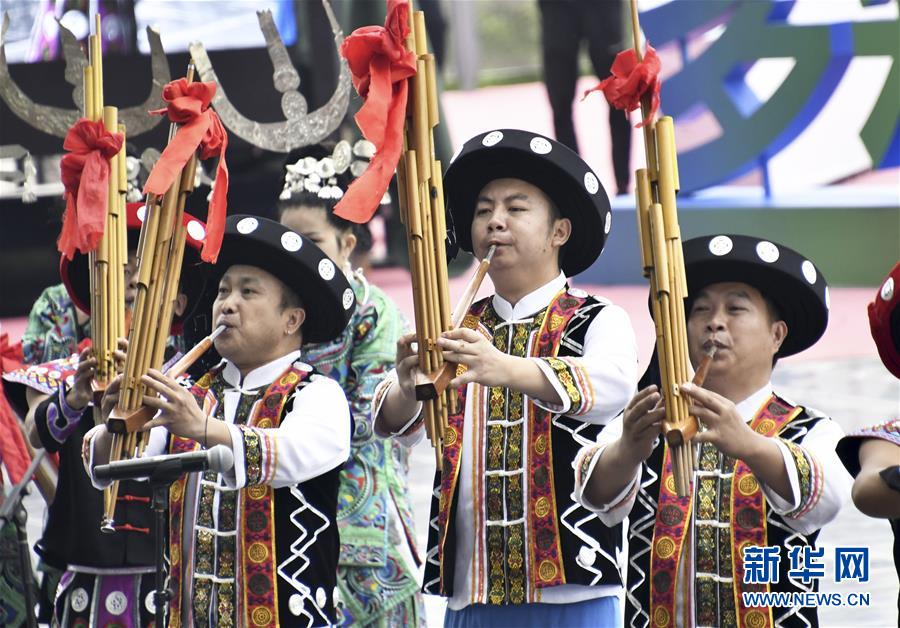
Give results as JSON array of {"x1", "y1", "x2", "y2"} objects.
[
  {"x1": 0, "y1": 451, "x2": 46, "y2": 628},
  {"x1": 147, "y1": 458, "x2": 188, "y2": 628}
]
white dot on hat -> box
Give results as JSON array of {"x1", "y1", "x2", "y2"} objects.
[
  {"x1": 187, "y1": 220, "x2": 206, "y2": 241},
  {"x1": 882, "y1": 276, "x2": 895, "y2": 302},
  {"x1": 604, "y1": 211, "x2": 612, "y2": 234},
  {"x1": 529, "y1": 136, "x2": 552, "y2": 154},
  {"x1": 281, "y1": 231, "x2": 303, "y2": 252},
  {"x1": 136, "y1": 205, "x2": 147, "y2": 222},
  {"x1": 482, "y1": 131, "x2": 504, "y2": 147},
  {"x1": 318, "y1": 258, "x2": 335, "y2": 280},
  {"x1": 801, "y1": 260, "x2": 817, "y2": 284},
  {"x1": 342, "y1": 287, "x2": 354, "y2": 310},
  {"x1": 708, "y1": 235, "x2": 733, "y2": 256},
  {"x1": 825, "y1": 286, "x2": 831, "y2": 310},
  {"x1": 756, "y1": 241, "x2": 779, "y2": 263},
  {"x1": 584, "y1": 172, "x2": 599, "y2": 195},
  {"x1": 236, "y1": 217, "x2": 258, "y2": 234}
]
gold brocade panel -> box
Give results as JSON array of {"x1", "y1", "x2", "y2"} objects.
[
  {"x1": 191, "y1": 382, "x2": 261, "y2": 626},
  {"x1": 485, "y1": 319, "x2": 533, "y2": 605}
]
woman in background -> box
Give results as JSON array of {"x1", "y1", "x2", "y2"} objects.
[{"x1": 277, "y1": 140, "x2": 424, "y2": 627}]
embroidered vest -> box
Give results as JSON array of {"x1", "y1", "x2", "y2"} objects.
[
  {"x1": 167, "y1": 364, "x2": 310, "y2": 628},
  {"x1": 648, "y1": 394, "x2": 802, "y2": 628},
  {"x1": 434, "y1": 289, "x2": 589, "y2": 596}
]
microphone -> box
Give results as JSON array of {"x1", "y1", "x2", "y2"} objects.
[{"x1": 94, "y1": 445, "x2": 235, "y2": 482}]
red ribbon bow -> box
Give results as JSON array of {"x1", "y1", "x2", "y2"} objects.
[
  {"x1": 334, "y1": 0, "x2": 417, "y2": 223},
  {"x1": 143, "y1": 78, "x2": 229, "y2": 263},
  {"x1": 0, "y1": 333, "x2": 30, "y2": 484},
  {"x1": 584, "y1": 44, "x2": 662, "y2": 128},
  {"x1": 58, "y1": 119, "x2": 124, "y2": 260}
]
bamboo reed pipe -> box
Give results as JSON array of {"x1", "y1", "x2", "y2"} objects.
[
  {"x1": 396, "y1": 9, "x2": 454, "y2": 466},
  {"x1": 83, "y1": 66, "x2": 94, "y2": 120}
]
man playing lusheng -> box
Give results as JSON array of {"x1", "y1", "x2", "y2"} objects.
[
  {"x1": 373, "y1": 129, "x2": 639, "y2": 626},
  {"x1": 86, "y1": 215, "x2": 358, "y2": 627},
  {"x1": 576, "y1": 234, "x2": 852, "y2": 627}
]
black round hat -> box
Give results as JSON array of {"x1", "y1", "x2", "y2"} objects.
[
  {"x1": 206, "y1": 215, "x2": 356, "y2": 344},
  {"x1": 682, "y1": 234, "x2": 829, "y2": 357},
  {"x1": 443, "y1": 129, "x2": 612, "y2": 277}
]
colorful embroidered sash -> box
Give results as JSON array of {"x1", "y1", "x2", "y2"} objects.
[
  {"x1": 435, "y1": 290, "x2": 587, "y2": 594},
  {"x1": 167, "y1": 369, "x2": 217, "y2": 628},
  {"x1": 527, "y1": 291, "x2": 587, "y2": 590},
  {"x1": 167, "y1": 364, "x2": 308, "y2": 627},
  {"x1": 648, "y1": 394, "x2": 800, "y2": 628},
  {"x1": 435, "y1": 301, "x2": 484, "y2": 592},
  {"x1": 731, "y1": 396, "x2": 801, "y2": 628}
]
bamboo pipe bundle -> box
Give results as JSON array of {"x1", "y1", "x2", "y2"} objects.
[
  {"x1": 627, "y1": 0, "x2": 702, "y2": 498},
  {"x1": 100, "y1": 65, "x2": 200, "y2": 533},
  {"x1": 394, "y1": 8, "x2": 459, "y2": 470},
  {"x1": 79, "y1": 16, "x2": 130, "y2": 524}
]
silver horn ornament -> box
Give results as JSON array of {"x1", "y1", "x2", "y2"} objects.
[
  {"x1": 0, "y1": 12, "x2": 170, "y2": 138},
  {"x1": 188, "y1": 1, "x2": 351, "y2": 153}
]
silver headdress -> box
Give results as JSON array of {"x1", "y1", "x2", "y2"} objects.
[
  {"x1": 189, "y1": 1, "x2": 351, "y2": 153},
  {"x1": 0, "y1": 12, "x2": 170, "y2": 138},
  {"x1": 124, "y1": 148, "x2": 162, "y2": 203},
  {"x1": 280, "y1": 139, "x2": 390, "y2": 206}
]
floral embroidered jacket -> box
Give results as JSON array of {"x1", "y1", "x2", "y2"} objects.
[{"x1": 303, "y1": 276, "x2": 421, "y2": 623}]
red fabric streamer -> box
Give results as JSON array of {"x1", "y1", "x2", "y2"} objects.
[
  {"x1": 584, "y1": 44, "x2": 662, "y2": 128},
  {"x1": 0, "y1": 334, "x2": 30, "y2": 485},
  {"x1": 143, "y1": 78, "x2": 229, "y2": 263},
  {"x1": 58, "y1": 119, "x2": 124, "y2": 260},
  {"x1": 335, "y1": 0, "x2": 416, "y2": 223}
]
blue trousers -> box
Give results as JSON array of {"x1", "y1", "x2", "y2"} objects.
[{"x1": 444, "y1": 596, "x2": 620, "y2": 628}]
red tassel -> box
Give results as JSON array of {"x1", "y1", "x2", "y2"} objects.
[
  {"x1": 584, "y1": 44, "x2": 662, "y2": 129},
  {"x1": 334, "y1": 0, "x2": 416, "y2": 224},
  {"x1": 143, "y1": 78, "x2": 229, "y2": 263},
  {"x1": 58, "y1": 119, "x2": 124, "y2": 259}
]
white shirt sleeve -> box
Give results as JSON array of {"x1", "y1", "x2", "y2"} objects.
[
  {"x1": 572, "y1": 414, "x2": 642, "y2": 526},
  {"x1": 371, "y1": 370, "x2": 425, "y2": 447},
  {"x1": 761, "y1": 417, "x2": 852, "y2": 535},
  {"x1": 223, "y1": 376, "x2": 352, "y2": 490},
  {"x1": 532, "y1": 303, "x2": 639, "y2": 425}
]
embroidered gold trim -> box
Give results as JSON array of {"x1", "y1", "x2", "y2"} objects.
[{"x1": 538, "y1": 560, "x2": 558, "y2": 582}]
